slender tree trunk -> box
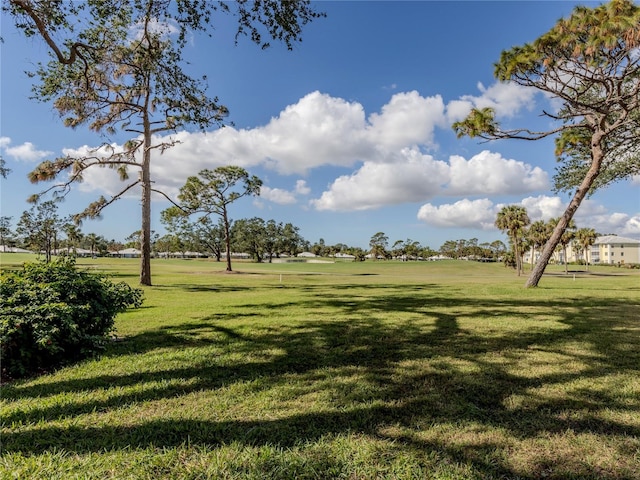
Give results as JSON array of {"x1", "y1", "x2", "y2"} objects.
[
  {"x1": 585, "y1": 247, "x2": 590, "y2": 272},
  {"x1": 514, "y1": 237, "x2": 522, "y2": 276},
  {"x1": 223, "y1": 208, "x2": 232, "y2": 271},
  {"x1": 519, "y1": 246, "x2": 524, "y2": 275},
  {"x1": 526, "y1": 134, "x2": 604, "y2": 288},
  {"x1": 45, "y1": 234, "x2": 51, "y2": 263},
  {"x1": 140, "y1": 129, "x2": 153, "y2": 286},
  {"x1": 530, "y1": 247, "x2": 535, "y2": 269}
]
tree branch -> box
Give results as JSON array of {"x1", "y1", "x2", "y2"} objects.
[
  {"x1": 10, "y1": 0, "x2": 94, "y2": 66},
  {"x1": 73, "y1": 179, "x2": 142, "y2": 223},
  {"x1": 149, "y1": 187, "x2": 185, "y2": 211}
]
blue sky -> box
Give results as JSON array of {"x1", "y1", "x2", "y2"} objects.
[{"x1": 1, "y1": 1, "x2": 639, "y2": 250}]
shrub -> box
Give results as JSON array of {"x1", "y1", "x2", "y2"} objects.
[{"x1": 0, "y1": 257, "x2": 143, "y2": 380}]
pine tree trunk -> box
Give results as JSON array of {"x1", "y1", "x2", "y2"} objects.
[
  {"x1": 223, "y1": 208, "x2": 232, "y2": 272},
  {"x1": 525, "y1": 134, "x2": 604, "y2": 288},
  {"x1": 139, "y1": 130, "x2": 153, "y2": 286}
]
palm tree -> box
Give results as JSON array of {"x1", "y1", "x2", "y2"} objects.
[
  {"x1": 549, "y1": 217, "x2": 576, "y2": 274},
  {"x1": 85, "y1": 233, "x2": 99, "y2": 257},
  {"x1": 527, "y1": 220, "x2": 550, "y2": 267},
  {"x1": 495, "y1": 205, "x2": 530, "y2": 276},
  {"x1": 575, "y1": 227, "x2": 597, "y2": 271},
  {"x1": 63, "y1": 223, "x2": 83, "y2": 255}
]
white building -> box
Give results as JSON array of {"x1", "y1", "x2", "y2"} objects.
[
  {"x1": 109, "y1": 248, "x2": 142, "y2": 258},
  {"x1": 591, "y1": 235, "x2": 640, "y2": 265},
  {"x1": 523, "y1": 234, "x2": 640, "y2": 265},
  {"x1": 0, "y1": 245, "x2": 34, "y2": 253}
]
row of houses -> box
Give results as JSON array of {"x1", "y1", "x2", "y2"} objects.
[
  {"x1": 524, "y1": 235, "x2": 640, "y2": 265},
  {"x1": 77, "y1": 236, "x2": 640, "y2": 265},
  {"x1": 0, "y1": 246, "x2": 273, "y2": 259}
]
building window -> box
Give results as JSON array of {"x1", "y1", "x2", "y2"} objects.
[{"x1": 621, "y1": 252, "x2": 624, "y2": 257}]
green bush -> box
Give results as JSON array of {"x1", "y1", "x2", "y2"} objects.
[{"x1": 1, "y1": 257, "x2": 143, "y2": 380}]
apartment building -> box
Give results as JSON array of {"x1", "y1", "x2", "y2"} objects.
[
  {"x1": 591, "y1": 235, "x2": 640, "y2": 265},
  {"x1": 523, "y1": 234, "x2": 640, "y2": 265}
]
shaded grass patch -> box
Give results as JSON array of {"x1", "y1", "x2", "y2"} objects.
[{"x1": 1, "y1": 258, "x2": 639, "y2": 479}]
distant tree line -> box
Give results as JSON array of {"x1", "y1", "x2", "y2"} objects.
[
  {"x1": 365, "y1": 232, "x2": 507, "y2": 262},
  {"x1": 158, "y1": 213, "x2": 306, "y2": 264},
  {"x1": 1, "y1": 200, "x2": 601, "y2": 271},
  {"x1": 1, "y1": 203, "x2": 122, "y2": 259}
]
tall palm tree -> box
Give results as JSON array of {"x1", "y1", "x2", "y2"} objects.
[
  {"x1": 575, "y1": 227, "x2": 597, "y2": 271},
  {"x1": 495, "y1": 205, "x2": 530, "y2": 276}
]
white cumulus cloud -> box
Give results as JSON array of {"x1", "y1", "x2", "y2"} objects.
[
  {"x1": 260, "y1": 186, "x2": 297, "y2": 205},
  {"x1": 55, "y1": 89, "x2": 549, "y2": 212},
  {"x1": 311, "y1": 149, "x2": 449, "y2": 211},
  {"x1": 447, "y1": 150, "x2": 549, "y2": 195},
  {"x1": 446, "y1": 81, "x2": 537, "y2": 123},
  {"x1": 254, "y1": 91, "x2": 372, "y2": 174},
  {"x1": 416, "y1": 194, "x2": 640, "y2": 238},
  {"x1": 366, "y1": 91, "x2": 446, "y2": 151},
  {"x1": 519, "y1": 195, "x2": 567, "y2": 221},
  {"x1": 311, "y1": 149, "x2": 548, "y2": 212},
  {"x1": 576, "y1": 209, "x2": 640, "y2": 236},
  {"x1": 417, "y1": 198, "x2": 497, "y2": 229},
  {"x1": 520, "y1": 196, "x2": 640, "y2": 237},
  {"x1": 295, "y1": 180, "x2": 311, "y2": 195},
  {"x1": 1, "y1": 137, "x2": 52, "y2": 162},
  {"x1": 622, "y1": 215, "x2": 640, "y2": 235}
]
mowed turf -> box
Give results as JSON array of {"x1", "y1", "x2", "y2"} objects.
[{"x1": 1, "y1": 255, "x2": 639, "y2": 479}]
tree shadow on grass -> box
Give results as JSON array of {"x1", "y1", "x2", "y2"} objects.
[
  {"x1": 2, "y1": 286, "x2": 639, "y2": 478},
  {"x1": 176, "y1": 284, "x2": 256, "y2": 293}
]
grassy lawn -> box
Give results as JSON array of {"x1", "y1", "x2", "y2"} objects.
[{"x1": 1, "y1": 255, "x2": 639, "y2": 479}]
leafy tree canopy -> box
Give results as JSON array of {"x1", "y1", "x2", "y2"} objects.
[{"x1": 170, "y1": 166, "x2": 262, "y2": 271}]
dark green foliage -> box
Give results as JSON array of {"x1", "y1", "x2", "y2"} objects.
[
  {"x1": 0, "y1": 257, "x2": 143, "y2": 380},
  {"x1": 0, "y1": 156, "x2": 10, "y2": 178},
  {"x1": 502, "y1": 251, "x2": 517, "y2": 269}
]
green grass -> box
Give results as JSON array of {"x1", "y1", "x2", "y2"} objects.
[{"x1": 1, "y1": 255, "x2": 639, "y2": 479}]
